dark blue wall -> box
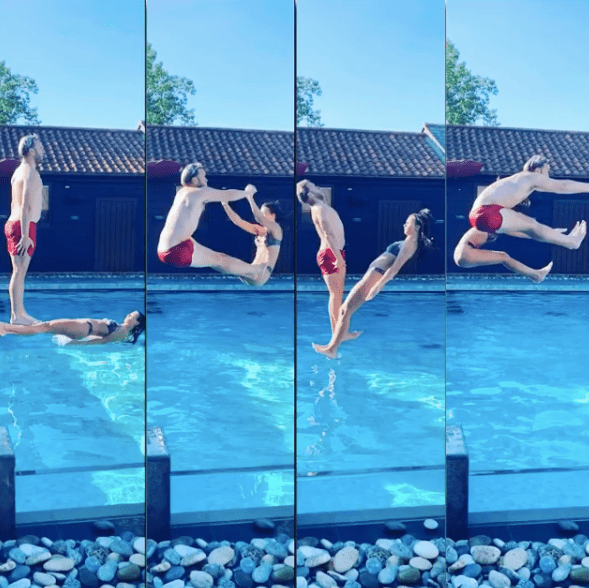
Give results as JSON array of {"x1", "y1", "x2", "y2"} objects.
[{"x1": 0, "y1": 174, "x2": 145, "y2": 273}]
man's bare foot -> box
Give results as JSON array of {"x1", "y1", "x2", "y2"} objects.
[
  {"x1": 312, "y1": 343, "x2": 338, "y2": 359},
  {"x1": 568, "y1": 220, "x2": 587, "y2": 249},
  {"x1": 530, "y1": 261, "x2": 553, "y2": 283},
  {"x1": 10, "y1": 314, "x2": 40, "y2": 326},
  {"x1": 342, "y1": 330, "x2": 362, "y2": 342}
]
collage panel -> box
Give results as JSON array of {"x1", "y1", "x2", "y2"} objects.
[
  {"x1": 295, "y1": 0, "x2": 446, "y2": 579},
  {"x1": 445, "y1": 0, "x2": 589, "y2": 568},
  {"x1": 145, "y1": 0, "x2": 295, "y2": 571},
  {"x1": 0, "y1": 0, "x2": 147, "y2": 553}
]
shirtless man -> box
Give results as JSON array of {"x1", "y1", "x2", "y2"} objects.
[
  {"x1": 5, "y1": 134, "x2": 45, "y2": 325},
  {"x1": 296, "y1": 180, "x2": 346, "y2": 333},
  {"x1": 157, "y1": 162, "x2": 269, "y2": 283},
  {"x1": 467, "y1": 154, "x2": 587, "y2": 248}
]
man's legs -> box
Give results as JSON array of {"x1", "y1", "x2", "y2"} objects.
[
  {"x1": 498, "y1": 209, "x2": 587, "y2": 249},
  {"x1": 322, "y1": 268, "x2": 346, "y2": 334},
  {"x1": 8, "y1": 254, "x2": 38, "y2": 325}
]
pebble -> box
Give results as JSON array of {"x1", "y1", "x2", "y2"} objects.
[
  {"x1": 377, "y1": 566, "x2": 397, "y2": 584},
  {"x1": 488, "y1": 570, "x2": 511, "y2": 588},
  {"x1": 503, "y1": 549, "x2": 528, "y2": 571},
  {"x1": 423, "y1": 519, "x2": 438, "y2": 530},
  {"x1": 306, "y1": 553, "x2": 331, "y2": 568},
  {"x1": 7, "y1": 580, "x2": 30, "y2": 588},
  {"x1": 133, "y1": 538, "x2": 146, "y2": 554},
  {"x1": 315, "y1": 571, "x2": 336, "y2": 588},
  {"x1": 409, "y1": 557, "x2": 432, "y2": 571},
  {"x1": 163, "y1": 581, "x2": 184, "y2": 588},
  {"x1": 552, "y1": 564, "x2": 571, "y2": 582},
  {"x1": 97, "y1": 561, "x2": 118, "y2": 583},
  {"x1": 471, "y1": 545, "x2": 501, "y2": 565},
  {"x1": 570, "y1": 567, "x2": 589, "y2": 583},
  {"x1": 252, "y1": 564, "x2": 272, "y2": 584},
  {"x1": 189, "y1": 571, "x2": 214, "y2": 588},
  {"x1": 32, "y1": 573, "x2": 56, "y2": 587},
  {"x1": 44, "y1": 558, "x2": 76, "y2": 573},
  {"x1": 413, "y1": 541, "x2": 439, "y2": 560}
]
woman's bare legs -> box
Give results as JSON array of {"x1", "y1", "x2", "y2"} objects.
[
  {"x1": 454, "y1": 245, "x2": 552, "y2": 283},
  {"x1": 322, "y1": 268, "x2": 346, "y2": 334},
  {"x1": 498, "y1": 210, "x2": 587, "y2": 249},
  {"x1": 190, "y1": 238, "x2": 267, "y2": 284},
  {"x1": 0, "y1": 319, "x2": 89, "y2": 338},
  {"x1": 313, "y1": 270, "x2": 381, "y2": 359}
]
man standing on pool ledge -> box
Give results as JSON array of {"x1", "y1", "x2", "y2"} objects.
[
  {"x1": 466, "y1": 155, "x2": 588, "y2": 248},
  {"x1": 158, "y1": 162, "x2": 268, "y2": 283},
  {"x1": 5, "y1": 134, "x2": 45, "y2": 325},
  {"x1": 296, "y1": 180, "x2": 346, "y2": 334}
]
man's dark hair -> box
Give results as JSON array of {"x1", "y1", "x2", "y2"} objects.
[
  {"x1": 180, "y1": 162, "x2": 203, "y2": 186},
  {"x1": 523, "y1": 155, "x2": 549, "y2": 172}
]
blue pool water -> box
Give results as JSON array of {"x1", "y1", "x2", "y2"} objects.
[
  {"x1": 446, "y1": 289, "x2": 589, "y2": 512},
  {"x1": 147, "y1": 287, "x2": 294, "y2": 513},
  {"x1": 0, "y1": 286, "x2": 145, "y2": 512},
  {"x1": 297, "y1": 290, "x2": 445, "y2": 513}
]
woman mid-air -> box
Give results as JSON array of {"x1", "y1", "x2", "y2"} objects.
[
  {"x1": 0, "y1": 311, "x2": 145, "y2": 345},
  {"x1": 312, "y1": 209, "x2": 434, "y2": 359},
  {"x1": 221, "y1": 193, "x2": 283, "y2": 287}
]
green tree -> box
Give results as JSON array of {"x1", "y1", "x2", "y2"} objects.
[
  {"x1": 147, "y1": 43, "x2": 196, "y2": 126},
  {"x1": 297, "y1": 76, "x2": 323, "y2": 127},
  {"x1": 446, "y1": 39, "x2": 498, "y2": 126},
  {"x1": 0, "y1": 61, "x2": 40, "y2": 125}
]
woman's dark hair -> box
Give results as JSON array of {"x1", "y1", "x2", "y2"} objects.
[
  {"x1": 127, "y1": 312, "x2": 146, "y2": 345},
  {"x1": 261, "y1": 200, "x2": 283, "y2": 223},
  {"x1": 412, "y1": 208, "x2": 435, "y2": 252}
]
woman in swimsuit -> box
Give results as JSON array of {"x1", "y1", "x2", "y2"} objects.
[
  {"x1": 0, "y1": 311, "x2": 145, "y2": 345},
  {"x1": 454, "y1": 226, "x2": 556, "y2": 283},
  {"x1": 313, "y1": 209, "x2": 434, "y2": 359},
  {"x1": 222, "y1": 193, "x2": 283, "y2": 287}
]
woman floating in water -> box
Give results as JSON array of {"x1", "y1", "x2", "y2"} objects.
[
  {"x1": 221, "y1": 193, "x2": 283, "y2": 287},
  {"x1": 313, "y1": 209, "x2": 434, "y2": 359},
  {"x1": 453, "y1": 226, "x2": 555, "y2": 283},
  {"x1": 0, "y1": 311, "x2": 145, "y2": 345}
]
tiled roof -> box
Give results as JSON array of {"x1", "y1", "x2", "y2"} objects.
[
  {"x1": 447, "y1": 125, "x2": 589, "y2": 177},
  {"x1": 147, "y1": 126, "x2": 294, "y2": 176},
  {"x1": 297, "y1": 127, "x2": 444, "y2": 178},
  {"x1": 0, "y1": 125, "x2": 144, "y2": 175}
]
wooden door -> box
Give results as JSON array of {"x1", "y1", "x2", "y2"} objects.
[{"x1": 95, "y1": 197, "x2": 137, "y2": 271}]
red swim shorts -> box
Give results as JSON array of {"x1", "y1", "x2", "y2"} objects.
[
  {"x1": 158, "y1": 239, "x2": 194, "y2": 268},
  {"x1": 4, "y1": 220, "x2": 37, "y2": 256},
  {"x1": 469, "y1": 205, "x2": 504, "y2": 233},
  {"x1": 317, "y1": 248, "x2": 345, "y2": 275}
]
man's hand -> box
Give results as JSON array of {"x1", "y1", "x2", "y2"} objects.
[
  {"x1": 16, "y1": 235, "x2": 33, "y2": 256},
  {"x1": 334, "y1": 254, "x2": 346, "y2": 272}
]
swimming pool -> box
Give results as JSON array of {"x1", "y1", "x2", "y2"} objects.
[
  {"x1": 147, "y1": 280, "x2": 294, "y2": 513},
  {"x1": 296, "y1": 288, "x2": 445, "y2": 514},
  {"x1": 0, "y1": 281, "x2": 145, "y2": 513},
  {"x1": 446, "y1": 288, "x2": 589, "y2": 512}
]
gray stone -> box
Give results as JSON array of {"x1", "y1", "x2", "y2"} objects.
[
  {"x1": 552, "y1": 565, "x2": 571, "y2": 582},
  {"x1": 9, "y1": 566, "x2": 30, "y2": 583},
  {"x1": 8, "y1": 580, "x2": 30, "y2": 588},
  {"x1": 503, "y1": 549, "x2": 528, "y2": 571},
  {"x1": 570, "y1": 568, "x2": 589, "y2": 584},
  {"x1": 109, "y1": 540, "x2": 132, "y2": 558},
  {"x1": 488, "y1": 570, "x2": 510, "y2": 588},
  {"x1": 44, "y1": 558, "x2": 76, "y2": 573},
  {"x1": 163, "y1": 567, "x2": 185, "y2": 583},
  {"x1": 413, "y1": 542, "x2": 439, "y2": 560},
  {"x1": 33, "y1": 573, "x2": 57, "y2": 587},
  {"x1": 251, "y1": 564, "x2": 272, "y2": 584},
  {"x1": 190, "y1": 571, "x2": 214, "y2": 588},
  {"x1": 471, "y1": 546, "x2": 500, "y2": 565},
  {"x1": 97, "y1": 561, "x2": 118, "y2": 583}
]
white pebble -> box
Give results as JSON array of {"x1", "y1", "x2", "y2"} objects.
[{"x1": 424, "y1": 519, "x2": 439, "y2": 530}]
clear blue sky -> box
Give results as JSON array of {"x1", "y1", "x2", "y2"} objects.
[
  {"x1": 297, "y1": 0, "x2": 445, "y2": 132},
  {"x1": 447, "y1": 0, "x2": 589, "y2": 132},
  {"x1": 148, "y1": 0, "x2": 294, "y2": 131},
  {"x1": 0, "y1": 0, "x2": 144, "y2": 130}
]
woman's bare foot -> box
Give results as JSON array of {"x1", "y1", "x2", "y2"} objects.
[
  {"x1": 312, "y1": 343, "x2": 338, "y2": 359},
  {"x1": 530, "y1": 261, "x2": 553, "y2": 283},
  {"x1": 0, "y1": 323, "x2": 7, "y2": 336},
  {"x1": 342, "y1": 330, "x2": 362, "y2": 342},
  {"x1": 567, "y1": 220, "x2": 587, "y2": 249},
  {"x1": 10, "y1": 313, "x2": 40, "y2": 326}
]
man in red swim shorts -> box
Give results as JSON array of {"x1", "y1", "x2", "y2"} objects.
[
  {"x1": 6, "y1": 134, "x2": 45, "y2": 325},
  {"x1": 466, "y1": 155, "x2": 588, "y2": 249},
  {"x1": 297, "y1": 180, "x2": 346, "y2": 335}
]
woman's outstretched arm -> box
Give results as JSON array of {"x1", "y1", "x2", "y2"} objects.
[
  {"x1": 246, "y1": 194, "x2": 282, "y2": 238},
  {"x1": 222, "y1": 202, "x2": 264, "y2": 235}
]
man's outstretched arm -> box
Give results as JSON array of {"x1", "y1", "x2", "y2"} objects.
[
  {"x1": 534, "y1": 175, "x2": 589, "y2": 194},
  {"x1": 203, "y1": 184, "x2": 256, "y2": 203}
]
